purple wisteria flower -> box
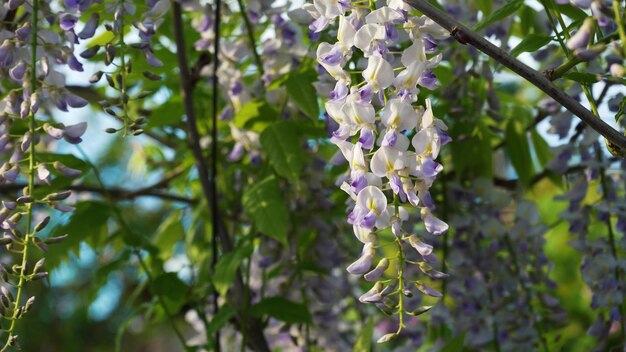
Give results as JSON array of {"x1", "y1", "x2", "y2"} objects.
[{"x1": 312, "y1": 0, "x2": 452, "y2": 341}]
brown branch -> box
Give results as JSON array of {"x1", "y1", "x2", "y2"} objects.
[
  {"x1": 405, "y1": 0, "x2": 626, "y2": 154},
  {"x1": 0, "y1": 183, "x2": 195, "y2": 204},
  {"x1": 171, "y1": 3, "x2": 270, "y2": 351}
]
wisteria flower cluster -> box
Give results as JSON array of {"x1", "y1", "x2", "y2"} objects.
[
  {"x1": 66, "y1": 0, "x2": 170, "y2": 136},
  {"x1": 0, "y1": 0, "x2": 94, "y2": 348},
  {"x1": 430, "y1": 180, "x2": 564, "y2": 351},
  {"x1": 309, "y1": 0, "x2": 451, "y2": 340}
]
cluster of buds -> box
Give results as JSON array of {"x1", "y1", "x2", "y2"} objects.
[
  {"x1": 0, "y1": 0, "x2": 93, "y2": 347},
  {"x1": 77, "y1": 0, "x2": 170, "y2": 136},
  {"x1": 309, "y1": 0, "x2": 451, "y2": 341}
]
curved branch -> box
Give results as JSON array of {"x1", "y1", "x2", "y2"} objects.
[
  {"x1": 405, "y1": 0, "x2": 626, "y2": 154},
  {"x1": 0, "y1": 183, "x2": 196, "y2": 204}
]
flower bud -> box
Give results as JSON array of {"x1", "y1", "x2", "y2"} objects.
[
  {"x1": 32, "y1": 237, "x2": 48, "y2": 253},
  {"x1": 30, "y1": 272, "x2": 48, "y2": 281},
  {"x1": 142, "y1": 71, "x2": 162, "y2": 81},
  {"x1": 566, "y1": 17, "x2": 595, "y2": 50},
  {"x1": 105, "y1": 44, "x2": 116, "y2": 66},
  {"x1": 610, "y1": 64, "x2": 625, "y2": 78},
  {"x1": 414, "y1": 280, "x2": 442, "y2": 297},
  {"x1": 364, "y1": 258, "x2": 389, "y2": 281},
  {"x1": 78, "y1": 13, "x2": 99, "y2": 39},
  {"x1": 377, "y1": 333, "x2": 398, "y2": 343},
  {"x1": 23, "y1": 296, "x2": 35, "y2": 313},
  {"x1": 45, "y1": 190, "x2": 72, "y2": 201},
  {"x1": 20, "y1": 132, "x2": 32, "y2": 152},
  {"x1": 44, "y1": 234, "x2": 68, "y2": 244},
  {"x1": 407, "y1": 305, "x2": 433, "y2": 316},
  {"x1": 346, "y1": 243, "x2": 375, "y2": 275},
  {"x1": 16, "y1": 196, "x2": 34, "y2": 204},
  {"x1": 32, "y1": 258, "x2": 45, "y2": 274},
  {"x1": 60, "y1": 14, "x2": 78, "y2": 31},
  {"x1": 358, "y1": 281, "x2": 384, "y2": 303},
  {"x1": 9, "y1": 60, "x2": 26, "y2": 81},
  {"x1": 40, "y1": 56, "x2": 49, "y2": 77},
  {"x1": 1, "y1": 287, "x2": 14, "y2": 302},
  {"x1": 8, "y1": 213, "x2": 21, "y2": 224},
  {"x1": 51, "y1": 204, "x2": 75, "y2": 212},
  {"x1": 408, "y1": 235, "x2": 433, "y2": 256},
  {"x1": 53, "y1": 161, "x2": 82, "y2": 178},
  {"x1": 574, "y1": 44, "x2": 605, "y2": 61},
  {"x1": 30, "y1": 92, "x2": 40, "y2": 114},
  {"x1": 34, "y1": 216, "x2": 50, "y2": 232},
  {"x1": 89, "y1": 71, "x2": 104, "y2": 83},
  {"x1": 0, "y1": 265, "x2": 8, "y2": 282},
  {"x1": 19, "y1": 100, "x2": 29, "y2": 119},
  {"x1": 15, "y1": 22, "x2": 30, "y2": 41},
  {"x1": 80, "y1": 45, "x2": 100, "y2": 59}
]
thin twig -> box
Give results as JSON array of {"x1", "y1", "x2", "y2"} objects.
[
  {"x1": 404, "y1": 0, "x2": 626, "y2": 153},
  {"x1": 210, "y1": 1, "x2": 222, "y2": 351},
  {"x1": 236, "y1": 0, "x2": 264, "y2": 76}
]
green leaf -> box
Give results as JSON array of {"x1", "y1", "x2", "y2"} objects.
[
  {"x1": 519, "y1": 6, "x2": 537, "y2": 36},
  {"x1": 260, "y1": 121, "x2": 306, "y2": 182},
  {"x1": 556, "y1": 3, "x2": 588, "y2": 21},
  {"x1": 474, "y1": 0, "x2": 523, "y2": 32},
  {"x1": 153, "y1": 210, "x2": 184, "y2": 260},
  {"x1": 505, "y1": 119, "x2": 534, "y2": 186},
  {"x1": 115, "y1": 305, "x2": 150, "y2": 352},
  {"x1": 146, "y1": 95, "x2": 183, "y2": 128},
  {"x1": 47, "y1": 201, "x2": 112, "y2": 268},
  {"x1": 233, "y1": 99, "x2": 279, "y2": 132},
  {"x1": 562, "y1": 72, "x2": 600, "y2": 84},
  {"x1": 206, "y1": 305, "x2": 236, "y2": 336},
  {"x1": 440, "y1": 332, "x2": 467, "y2": 352},
  {"x1": 298, "y1": 230, "x2": 317, "y2": 258},
  {"x1": 213, "y1": 244, "x2": 253, "y2": 296},
  {"x1": 476, "y1": 0, "x2": 493, "y2": 16},
  {"x1": 450, "y1": 119, "x2": 494, "y2": 180},
  {"x1": 353, "y1": 318, "x2": 374, "y2": 352},
  {"x1": 243, "y1": 176, "x2": 290, "y2": 246},
  {"x1": 510, "y1": 34, "x2": 552, "y2": 57},
  {"x1": 286, "y1": 70, "x2": 320, "y2": 120},
  {"x1": 531, "y1": 129, "x2": 552, "y2": 168},
  {"x1": 251, "y1": 297, "x2": 312, "y2": 324},
  {"x1": 150, "y1": 272, "x2": 188, "y2": 316}
]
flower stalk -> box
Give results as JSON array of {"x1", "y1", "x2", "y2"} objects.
[{"x1": 2, "y1": 0, "x2": 39, "y2": 349}]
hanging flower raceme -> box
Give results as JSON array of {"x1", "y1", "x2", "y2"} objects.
[
  {"x1": 312, "y1": 0, "x2": 451, "y2": 342},
  {"x1": 0, "y1": 0, "x2": 93, "y2": 348},
  {"x1": 76, "y1": 0, "x2": 170, "y2": 136}
]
